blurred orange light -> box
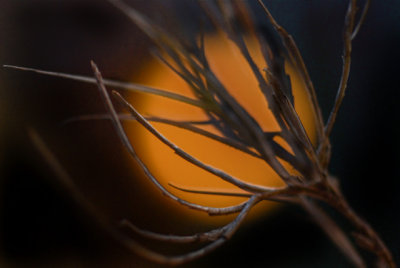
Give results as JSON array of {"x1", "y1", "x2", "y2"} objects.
[{"x1": 127, "y1": 34, "x2": 315, "y2": 223}]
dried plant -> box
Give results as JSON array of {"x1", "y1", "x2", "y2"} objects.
[{"x1": 4, "y1": 0, "x2": 396, "y2": 267}]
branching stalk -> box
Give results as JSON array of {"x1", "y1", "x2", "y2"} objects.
[{"x1": 13, "y1": 0, "x2": 396, "y2": 267}]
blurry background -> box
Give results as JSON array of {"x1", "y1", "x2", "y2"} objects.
[{"x1": 0, "y1": 0, "x2": 399, "y2": 267}]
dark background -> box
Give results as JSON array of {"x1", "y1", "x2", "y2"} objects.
[{"x1": 0, "y1": 0, "x2": 399, "y2": 267}]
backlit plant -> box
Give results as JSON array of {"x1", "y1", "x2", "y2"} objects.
[{"x1": 6, "y1": 0, "x2": 395, "y2": 267}]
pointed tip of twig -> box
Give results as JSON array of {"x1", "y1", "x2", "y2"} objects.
[
  {"x1": 3, "y1": 64, "x2": 25, "y2": 70},
  {"x1": 168, "y1": 182, "x2": 180, "y2": 189},
  {"x1": 3, "y1": 64, "x2": 20, "y2": 69},
  {"x1": 90, "y1": 60, "x2": 99, "y2": 73},
  {"x1": 168, "y1": 182, "x2": 189, "y2": 193},
  {"x1": 351, "y1": 0, "x2": 370, "y2": 40},
  {"x1": 111, "y1": 90, "x2": 126, "y2": 104},
  {"x1": 167, "y1": 182, "x2": 193, "y2": 193},
  {"x1": 111, "y1": 89, "x2": 121, "y2": 96}
]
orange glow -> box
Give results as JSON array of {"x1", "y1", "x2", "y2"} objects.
[{"x1": 127, "y1": 34, "x2": 315, "y2": 223}]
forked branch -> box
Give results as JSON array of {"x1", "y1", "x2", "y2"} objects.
[{"x1": 13, "y1": 0, "x2": 395, "y2": 266}]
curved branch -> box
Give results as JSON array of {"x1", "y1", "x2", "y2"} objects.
[
  {"x1": 301, "y1": 197, "x2": 365, "y2": 268},
  {"x1": 257, "y1": 0, "x2": 325, "y2": 147},
  {"x1": 119, "y1": 195, "x2": 259, "y2": 266},
  {"x1": 91, "y1": 61, "x2": 252, "y2": 215},
  {"x1": 112, "y1": 90, "x2": 280, "y2": 194},
  {"x1": 3, "y1": 64, "x2": 205, "y2": 109},
  {"x1": 351, "y1": 0, "x2": 370, "y2": 40},
  {"x1": 169, "y1": 183, "x2": 253, "y2": 198},
  {"x1": 324, "y1": 0, "x2": 358, "y2": 139},
  {"x1": 62, "y1": 113, "x2": 303, "y2": 172},
  {"x1": 119, "y1": 195, "x2": 258, "y2": 244}
]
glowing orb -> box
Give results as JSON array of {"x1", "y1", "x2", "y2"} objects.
[{"x1": 126, "y1": 34, "x2": 315, "y2": 223}]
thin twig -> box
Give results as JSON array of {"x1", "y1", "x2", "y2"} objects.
[
  {"x1": 121, "y1": 195, "x2": 259, "y2": 266},
  {"x1": 112, "y1": 90, "x2": 282, "y2": 194},
  {"x1": 3, "y1": 64, "x2": 205, "y2": 109},
  {"x1": 300, "y1": 197, "x2": 365, "y2": 268},
  {"x1": 324, "y1": 0, "x2": 358, "y2": 140},
  {"x1": 109, "y1": 0, "x2": 295, "y2": 184},
  {"x1": 28, "y1": 129, "x2": 191, "y2": 266},
  {"x1": 20, "y1": 0, "x2": 396, "y2": 266},
  {"x1": 62, "y1": 113, "x2": 303, "y2": 172},
  {"x1": 62, "y1": 114, "x2": 213, "y2": 126},
  {"x1": 119, "y1": 194, "x2": 256, "y2": 244},
  {"x1": 120, "y1": 218, "x2": 226, "y2": 243},
  {"x1": 91, "y1": 61, "x2": 252, "y2": 215},
  {"x1": 257, "y1": 0, "x2": 325, "y2": 146},
  {"x1": 169, "y1": 182, "x2": 317, "y2": 206},
  {"x1": 323, "y1": 192, "x2": 396, "y2": 268},
  {"x1": 203, "y1": 1, "x2": 318, "y2": 183},
  {"x1": 256, "y1": 0, "x2": 325, "y2": 181},
  {"x1": 351, "y1": 0, "x2": 371, "y2": 40},
  {"x1": 169, "y1": 183, "x2": 253, "y2": 198}
]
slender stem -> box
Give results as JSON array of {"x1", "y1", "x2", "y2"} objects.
[
  {"x1": 301, "y1": 197, "x2": 365, "y2": 268},
  {"x1": 324, "y1": 0, "x2": 357, "y2": 140},
  {"x1": 121, "y1": 195, "x2": 259, "y2": 266},
  {"x1": 113, "y1": 90, "x2": 280, "y2": 193},
  {"x1": 3, "y1": 64, "x2": 205, "y2": 109},
  {"x1": 257, "y1": 0, "x2": 325, "y2": 146},
  {"x1": 20, "y1": 1, "x2": 396, "y2": 266},
  {"x1": 62, "y1": 113, "x2": 304, "y2": 173},
  {"x1": 91, "y1": 61, "x2": 250, "y2": 215},
  {"x1": 333, "y1": 197, "x2": 395, "y2": 267},
  {"x1": 351, "y1": 0, "x2": 371, "y2": 40},
  {"x1": 119, "y1": 195, "x2": 260, "y2": 244},
  {"x1": 169, "y1": 183, "x2": 253, "y2": 198},
  {"x1": 317, "y1": 183, "x2": 396, "y2": 267}
]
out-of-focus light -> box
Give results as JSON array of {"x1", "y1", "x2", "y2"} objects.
[{"x1": 126, "y1": 34, "x2": 316, "y2": 224}]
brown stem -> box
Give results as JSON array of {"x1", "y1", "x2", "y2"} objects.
[
  {"x1": 319, "y1": 183, "x2": 396, "y2": 268},
  {"x1": 336, "y1": 199, "x2": 395, "y2": 267}
]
